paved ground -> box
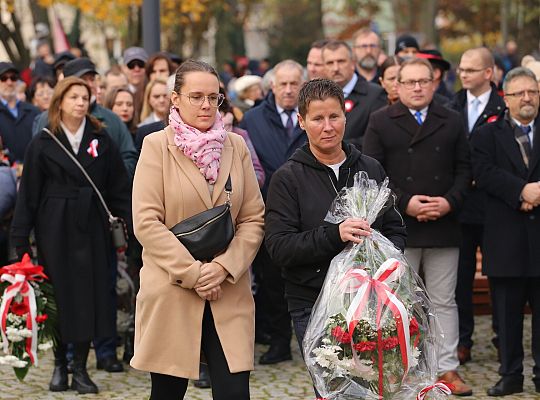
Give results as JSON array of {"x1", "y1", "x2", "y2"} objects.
[{"x1": 0, "y1": 315, "x2": 537, "y2": 399}]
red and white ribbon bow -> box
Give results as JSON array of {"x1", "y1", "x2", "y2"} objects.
[
  {"x1": 0, "y1": 254, "x2": 47, "y2": 366},
  {"x1": 417, "y1": 382, "x2": 452, "y2": 400},
  {"x1": 87, "y1": 138, "x2": 99, "y2": 158},
  {"x1": 340, "y1": 258, "x2": 411, "y2": 398}
]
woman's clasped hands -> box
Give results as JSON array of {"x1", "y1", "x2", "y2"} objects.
[{"x1": 194, "y1": 262, "x2": 229, "y2": 301}]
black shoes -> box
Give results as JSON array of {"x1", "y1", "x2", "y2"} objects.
[
  {"x1": 258, "y1": 343, "x2": 292, "y2": 365},
  {"x1": 71, "y1": 342, "x2": 99, "y2": 394},
  {"x1": 255, "y1": 331, "x2": 272, "y2": 345},
  {"x1": 49, "y1": 345, "x2": 68, "y2": 392},
  {"x1": 96, "y1": 355, "x2": 124, "y2": 372},
  {"x1": 193, "y1": 363, "x2": 211, "y2": 389},
  {"x1": 487, "y1": 376, "x2": 523, "y2": 397}
]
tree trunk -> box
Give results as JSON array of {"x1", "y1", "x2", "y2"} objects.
[{"x1": 0, "y1": 8, "x2": 30, "y2": 69}]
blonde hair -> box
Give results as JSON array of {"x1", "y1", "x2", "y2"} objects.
[
  {"x1": 48, "y1": 76, "x2": 102, "y2": 134},
  {"x1": 140, "y1": 78, "x2": 168, "y2": 121}
]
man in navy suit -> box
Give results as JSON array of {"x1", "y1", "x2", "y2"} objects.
[{"x1": 472, "y1": 67, "x2": 540, "y2": 397}]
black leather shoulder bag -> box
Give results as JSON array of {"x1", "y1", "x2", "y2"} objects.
[{"x1": 169, "y1": 175, "x2": 234, "y2": 261}]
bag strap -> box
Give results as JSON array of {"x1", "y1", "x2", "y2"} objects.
[
  {"x1": 224, "y1": 175, "x2": 232, "y2": 205},
  {"x1": 42, "y1": 128, "x2": 116, "y2": 223}
]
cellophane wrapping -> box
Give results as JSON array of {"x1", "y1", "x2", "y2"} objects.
[{"x1": 303, "y1": 172, "x2": 444, "y2": 400}]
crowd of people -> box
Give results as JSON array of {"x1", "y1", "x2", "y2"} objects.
[{"x1": 0, "y1": 29, "x2": 540, "y2": 400}]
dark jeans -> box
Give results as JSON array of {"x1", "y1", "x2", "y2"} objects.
[
  {"x1": 290, "y1": 307, "x2": 321, "y2": 398},
  {"x1": 456, "y1": 223, "x2": 483, "y2": 349},
  {"x1": 149, "y1": 302, "x2": 250, "y2": 400},
  {"x1": 490, "y1": 277, "x2": 540, "y2": 379},
  {"x1": 254, "y1": 245, "x2": 291, "y2": 347}
]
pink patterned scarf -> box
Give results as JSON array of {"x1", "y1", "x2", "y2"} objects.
[{"x1": 169, "y1": 106, "x2": 227, "y2": 184}]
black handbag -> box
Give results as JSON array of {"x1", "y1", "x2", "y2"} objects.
[
  {"x1": 42, "y1": 128, "x2": 129, "y2": 250},
  {"x1": 170, "y1": 175, "x2": 234, "y2": 261}
]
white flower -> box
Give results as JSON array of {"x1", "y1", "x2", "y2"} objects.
[
  {"x1": 0, "y1": 355, "x2": 27, "y2": 367},
  {"x1": 409, "y1": 347, "x2": 421, "y2": 369},
  {"x1": 38, "y1": 341, "x2": 53, "y2": 351}
]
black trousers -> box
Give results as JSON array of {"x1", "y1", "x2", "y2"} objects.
[
  {"x1": 254, "y1": 245, "x2": 291, "y2": 347},
  {"x1": 489, "y1": 277, "x2": 540, "y2": 379},
  {"x1": 150, "y1": 302, "x2": 250, "y2": 400},
  {"x1": 456, "y1": 223, "x2": 483, "y2": 349}
]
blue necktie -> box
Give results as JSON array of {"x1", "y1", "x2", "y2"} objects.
[
  {"x1": 415, "y1": 110, "x2": 423, "y2": 125},
  {"x1": 284, "y1": 109, "x2": 294, "y2": 136},
  {"x1": 468, "y1": 98, "x2": 481, "y2": 133}
]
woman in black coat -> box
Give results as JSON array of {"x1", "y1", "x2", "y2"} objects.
[
  {"x1": 265, "y1": 79, "x2": 406, "y2": 397},
  {"x1": 10, "y1": 77, "x2": 131, "y2": 394}
]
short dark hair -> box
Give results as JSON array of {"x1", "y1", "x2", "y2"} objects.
[
  {"x1": 397, "y1": 57, "x2": 434, "y2": 82},
  {"x1": 322, "y1": 40, "x2": 354, "y2": 60},
  {"x1": 380, "y1": 56, "x2": 404, "y2": 80},
  {"x1": 298, "y1": 78, "x2": 344, "y2": 118},
  {"x1": 173, "y1": 59, "x2": 219, "y2": 93},
  {"x1": 27, "y1": 75, "x2": 55, "y2": 103},
  {"x1": 310, "y1": 39, "x2": 329, "y2": 49}
]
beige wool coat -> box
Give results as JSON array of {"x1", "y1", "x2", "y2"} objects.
[{"x1": 130, "y1": 127, "x2": 264, "y2": 379}]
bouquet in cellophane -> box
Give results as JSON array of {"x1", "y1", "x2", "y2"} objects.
[
  {"x1": 0, "y1": 254, "x2": 57, "y2": 380},
  {"x1": 303, "y1": 172, "x2": 446, "y2": 400}
]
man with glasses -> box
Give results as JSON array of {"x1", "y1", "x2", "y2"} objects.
[
  {"x1": 364, "y1": 57, "x2": 473, "y2": 396},
  {"x1": 0, "y1": 62, "x2": 40, "y2": 163},
  {"x1": 240, "y1": 60, "x2": 307, "y2": 366},
  {"x1": 471, "y1": 67, "x2": 540, "y2": 397},
  {"x1": 322, "y1": 40, "x2": 386, "y2": 149},
  {"x1": 451, "y1": 47, "x2": 505, "y2": 366},
  {"x1": 353, "y1": 28, "x2": 382, "y2": 84}
]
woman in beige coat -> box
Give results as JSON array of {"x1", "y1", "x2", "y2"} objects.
[{"x1": 131, "y1": 60, "x2": 264, "y2": 400}]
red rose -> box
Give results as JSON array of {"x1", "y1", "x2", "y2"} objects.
[
  {"x1": 353, "y1": 341, "x2": 376, "y2": 352},
  {"x1": 36, "y1": 314, "x2": 48, "y2": 323},
  {"x1": 10, "y1": 302, "x2": 29, "y2": 316},
  {"x1": 409, "y1": 317, "x2": 419, "y2": 335},
  {"x1": 331, "y1": 326, "x2": 352, "y2": 343},
  {"x1": 382, "y1": 337, "x2": 399, "y2": 350},
  {"x1": 344, "y1": 100, "x2": 355, "y2": 113}
]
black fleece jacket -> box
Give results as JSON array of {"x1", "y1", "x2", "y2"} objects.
[{"x1": 265, "y1": 143, "x2": 407, "y2": 311}]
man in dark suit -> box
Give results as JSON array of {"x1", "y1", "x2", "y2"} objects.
[
  {"x1": 364, "y1": 57, "x2": 473, "y2": 396},
  {"x1": 451, "y1": 47, "x2": 506, "y2": 365},
  {"x1": 322, "y1": 40, "x2": 386, "y2": 149},
  {"x1": 240, "y1": 60, "x2": 307, "y2": 365},
  {"x1": 471, "y1": 67, "x2": 540, "y2": 397}
]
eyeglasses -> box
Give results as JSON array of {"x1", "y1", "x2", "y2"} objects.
[
  {"x1": 354, "y1": 44, "x2": 379, "y2": 50},
  {"x1": 127, "y1": 60, "x2": 145, "y2": 70},
  {"x1": 398, "y1": 78, "x2": 433, "y2": 89},
  {"x1": 505, "y1": 89, "x2": 540, "y2": 98},
  {"x1": 0, "y1": 74, "x2": 18, "y2": 82},
  {"x1": 178, "y1": 92, "x2": 225, "y2": 107},
  {"x1": 456, "y1": 67, "x2": 486, "y2": 75}
]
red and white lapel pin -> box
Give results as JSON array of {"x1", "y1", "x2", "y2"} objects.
[{"x1": 87, "y1": 139, "x2": 99, "y2": 158}]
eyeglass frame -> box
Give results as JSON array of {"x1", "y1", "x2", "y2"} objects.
[
  {"x1": 177, "y1": 92, "x2": 225, "y2": 107},
  {"x1": 456, "y1": 67, "x2": 488, "y2": 75},
  {"x1": 398, "y1": 78, "x2": 434, "y2": 89},
  {"x1": 354, "y1": 44, "x2": 380, "y2": 50},
  {"x1": 0, "y1": 74, "x2": 19, "y2": 83},
  {"x1": 504, "y1": 89, "x2": 540, "y2": 98}
]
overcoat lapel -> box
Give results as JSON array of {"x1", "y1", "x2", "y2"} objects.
[
  {"x1": 410, "y1": 103, "x2": 444, "y2": 146},
  {"x1": 495, "y1": 125, "x2": 528, "y2": 176},
  {"x1": 165, "y1": 127, "x2": 213, "y2": 209},
  {"x1": 527, "y1": 118, "x2": 540, "y2": 175},
  {"x1": 388, "y1": 102, "x2": 421, "y2": 139}
]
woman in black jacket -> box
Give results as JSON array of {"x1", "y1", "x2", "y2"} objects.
[
  {"x1": 10, "y1": 77, "x2": 131, "y2": 394},
  {"x1": 264, "y1": 80, "x2": 407, "y2": 388}
]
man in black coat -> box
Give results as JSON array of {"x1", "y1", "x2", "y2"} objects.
[
  {"x1": 239, "y1": 60, "x2": 307, "y2": 365},
  {"x1": 471, "y1": 67, "x2": 540, "y2": 397},
  {"x1": 451, "y1": 47, "x2": 506, "y2": 365},
  {"x1": 363, "y1": 58, "x2": 473, "y2": 396},
  {"x1": 0, "y1": 62, "x2": 40, "y2": 163},
  {"x1": 322, "y1": 40, "x2": 386, "y2": 150}
]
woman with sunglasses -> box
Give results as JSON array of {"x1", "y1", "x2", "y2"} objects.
[{"x1": 131, "y1": 60, "x2": 264, "y2": 400}]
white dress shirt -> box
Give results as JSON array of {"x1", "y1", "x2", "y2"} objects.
[{"x1": 61, "y1": 119, "x2": 86, "y2": 154}]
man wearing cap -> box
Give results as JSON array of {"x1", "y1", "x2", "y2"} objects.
[
  {"x1": 353, "y1": 28, "x2": 382, "y2": 84},
  {"x1": 417, "y1": 49, "x2": 454, "y2": 101},
  {"x1": 451, "y1": 47, "x2": 505, "y2": 366},
  {"x1": 240, "y1": 60, "x2": 307, "y2": 365},
  {"x1": 53, "y1": 51, "x2": 76, "y2": 81},
  {"x1": 33, "y1": 57, "x2": 137, "y2": 178},
  {"x1": 306, "y1": 39, "x2": 328, "y2": 80},
  {"x1": 123, "y1": 47, "x2": 148, "y2": 94},
  {"x1": 322, "y1": 40, "x2": 386, "y2": 149},
  {"x1": 395, "y1": 34, "x2": 419, "y2": 58},
  {"x1": 0, "y1": 62, "x2": 40, "y2": 163}
]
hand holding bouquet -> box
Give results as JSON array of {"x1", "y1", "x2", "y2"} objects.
[{"x1": 303, "y1": 172, "x2": 444, "y2": 399}]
